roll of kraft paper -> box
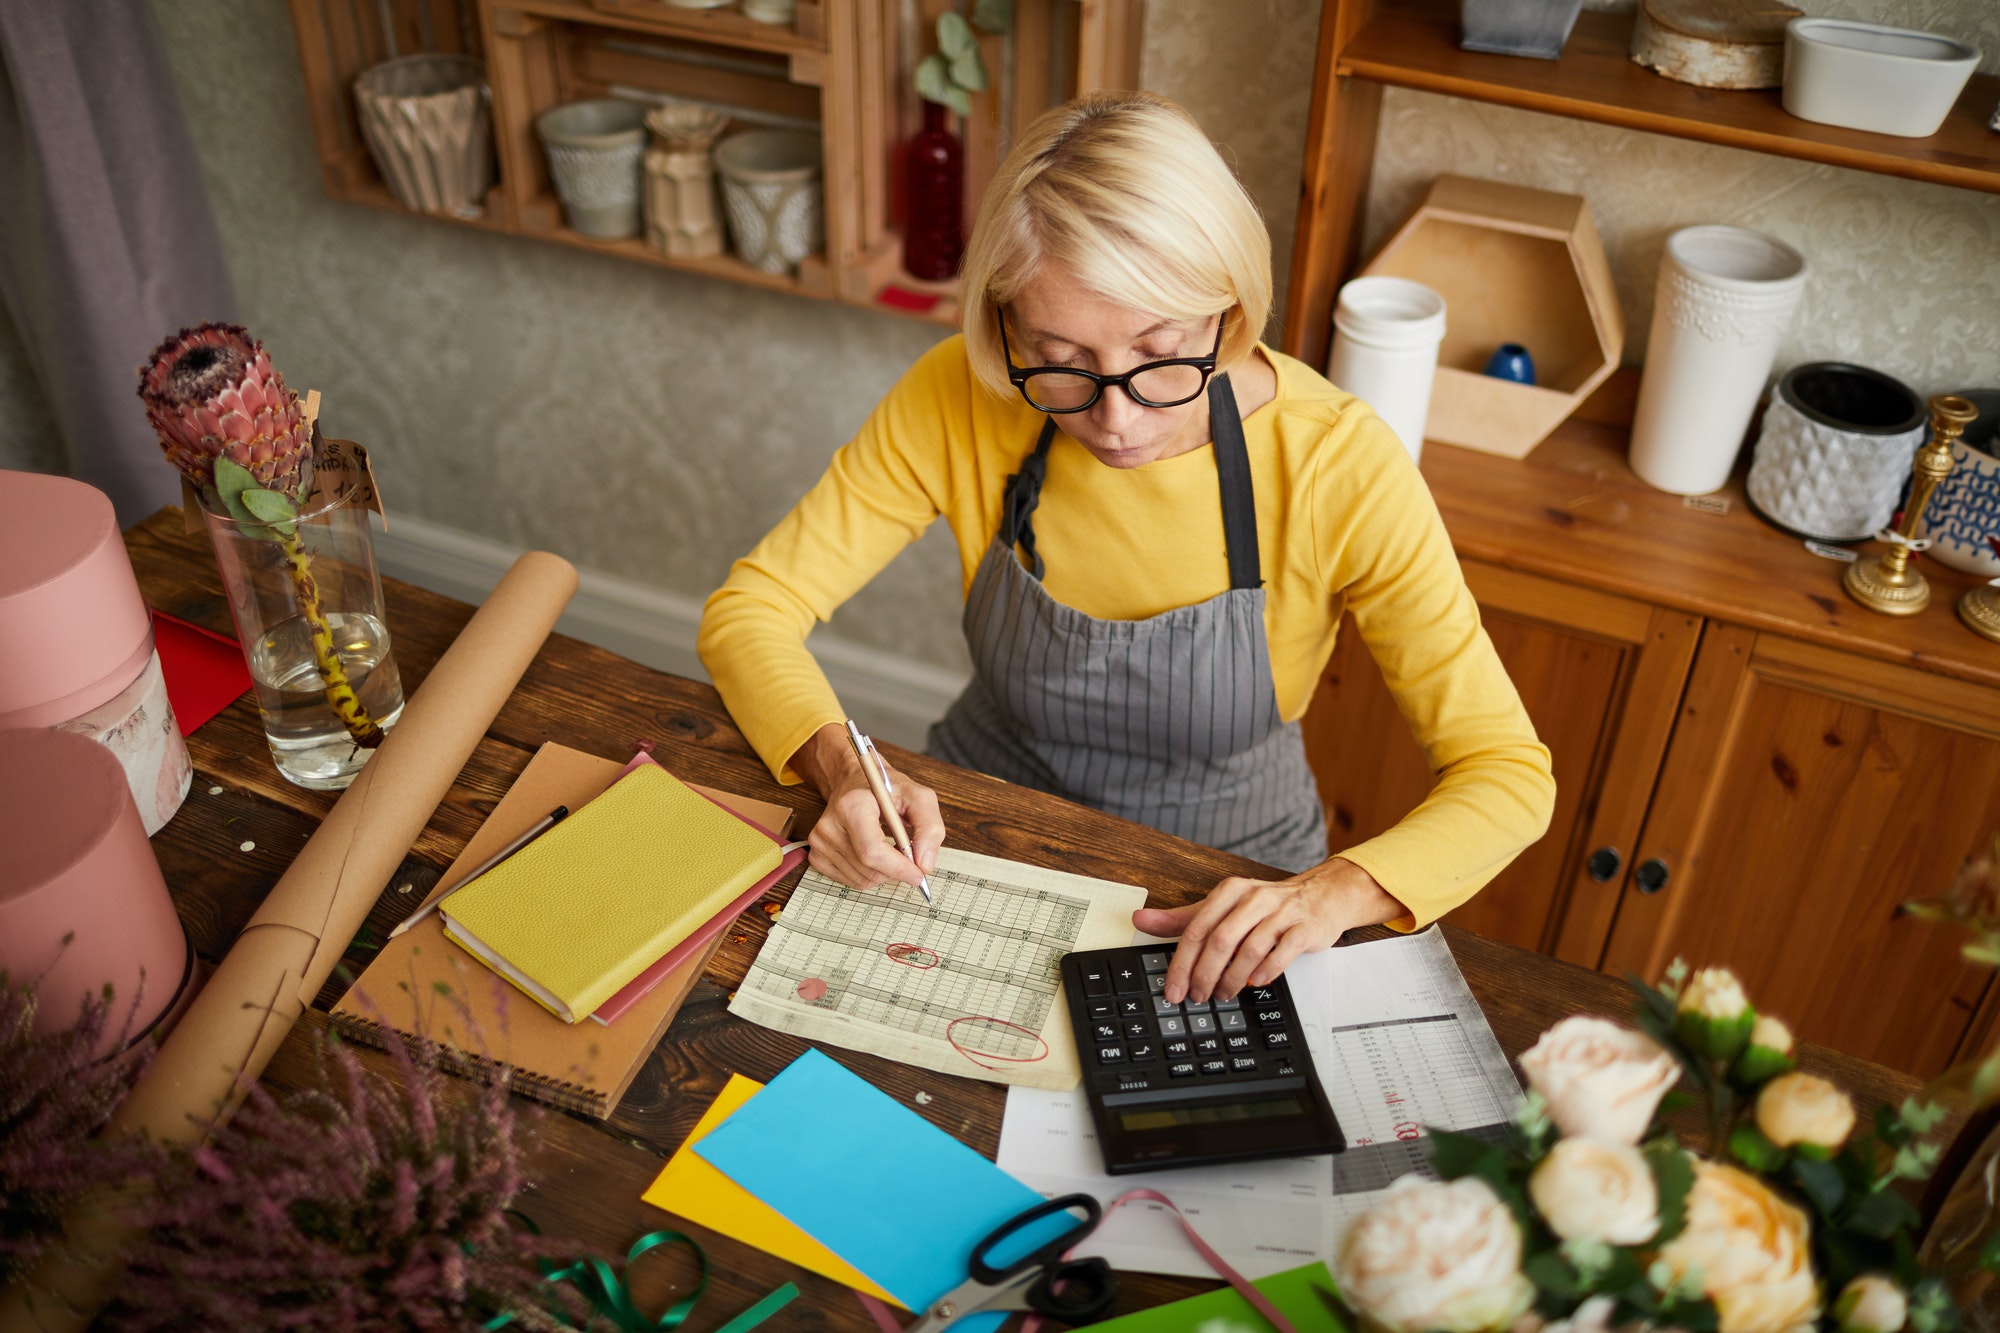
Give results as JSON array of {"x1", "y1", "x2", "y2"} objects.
[{"x1": 0, "y1": 551, "x2": 578, "y2": 1333}]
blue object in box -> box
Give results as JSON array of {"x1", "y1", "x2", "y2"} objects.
[
  {"x1": 1483, "y1": 343, "x2": 1536, "y2": 385},
  {"x1": 692, "y1": 1048, "x2": 1076, "y2": 1330}
]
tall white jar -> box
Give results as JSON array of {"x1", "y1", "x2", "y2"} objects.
[
  {"x1": 1328, "y1": 276, "x2": 1447, "y2": 463},
  {"x1": 1628, "y1": 226, "x2": 1808, "y2": 495}
]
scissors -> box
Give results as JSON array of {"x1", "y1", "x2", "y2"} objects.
[{"x1": 905, "y1": 1192, "x2": 1116, "y2": 1331}]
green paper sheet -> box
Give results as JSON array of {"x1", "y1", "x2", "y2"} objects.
[{"x1": 1091, "y1": 1262, "x2": 1347, "y2": 1333}]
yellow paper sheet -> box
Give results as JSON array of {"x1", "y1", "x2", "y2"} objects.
[{"x1": 641, "y1": 1075, "x2": 899, "y2": 1305}]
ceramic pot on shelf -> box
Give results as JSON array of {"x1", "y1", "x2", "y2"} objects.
[
  {"x1": 537, "y1": 99, "x2": 648, "y2": 239},
  {"x1": 714, "y1": 129, "x2": 823, "y2": 275},
  {"x1": 1629, "y1": 225, "x2": 1808, "y2": 496},
  {"x1": 353, "y1": 53, "x2": 494, "y2": 217},
  {"x1": 1915, "y1": 389, "x2": 2000, "y2": 577},
  {"x1": 1745, "y1": 362, "x2": 1927, "y2": 543}
]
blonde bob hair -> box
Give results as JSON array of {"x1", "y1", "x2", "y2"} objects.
[{"x1": 960, "y1": 90, "x2": 1272, "y2": 400}]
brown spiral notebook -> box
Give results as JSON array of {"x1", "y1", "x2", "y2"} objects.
[{"x1": 330, "y1": 742, "x2": 795, "y2": 1118}]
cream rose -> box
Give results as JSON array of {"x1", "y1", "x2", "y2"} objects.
[
  {"x1": 1336, "y1": 1176, "x2": 1536, "y2": 1333},
  {"x1": 1750, "y1": 1015, "x2": 1793, "y2": 1054},
  {"x1": 1836, "y1": 1276, "x2": 1907, "y2": 1333},
  {"x1": 1656, "y1": 1162, "x2": 1819, "y2": 1333},
  {"x1": 1518, "y1": 1017, "x2": 1680, "y2": 1145},
  {"x1": 1679, "y1": 968, "x2": 1750, "y2": 1021},
  {"x1": 1528, "y1": 1138, "x2": 1660, "y2": 1245},
  {"x1": 1756, "y1": 1072, "x2": 1856, "y2": 1152}
]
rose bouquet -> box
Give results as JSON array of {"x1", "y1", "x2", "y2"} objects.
[{"x1": 1329, "y1": 964, "x2": 1975, "y2": 1333}]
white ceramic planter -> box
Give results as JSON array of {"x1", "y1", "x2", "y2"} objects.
[
  {"x1": 1327, "y1": 276, "x2": 1448, "y2": 464},
  {"x1": 1629, "y1": 226, "x2": 1808, "y2": 495},
  {"x1": 537, "y1": 99, "x2": 648, "y2": 239},
  {"x1": 1746, "y1": 363, "x2": 1925, "y2": 542},
  {"x1": 1783, "y1": 18, "x2": 1980, "y2": 139},
  {"x1": 714, "y1": 130, "x2": 823, "y2": 275}
]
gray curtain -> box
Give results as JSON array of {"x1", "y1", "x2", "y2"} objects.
[{"x1": 0, "y1": 0, "x2": 238, "y2": 526}]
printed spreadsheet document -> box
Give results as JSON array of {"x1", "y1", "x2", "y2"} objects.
[
  {"x1": 996, "y1": 926, "x2": 1522, "y2": 1279},
  {"x1": 730, "y1": 847, "x2": 1148, "y2": 1090}
]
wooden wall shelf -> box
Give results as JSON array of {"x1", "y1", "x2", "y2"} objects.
[
  {"x1": 1343, "y1": 0, "x2": 2000, "y2": 196},
  {"x1": 287, "y1": 0, "x2": 1143, "y2": 327}
]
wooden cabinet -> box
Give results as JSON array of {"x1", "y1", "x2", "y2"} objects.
[
  {"x1": 286, "y1": 0, "x2": 1142, "y2": 324},
  {"x1": 1296, "y1": 407, "x2": 2000, "y2": 1081},
  {"x1": 1286, "y1": 0, "x2": 2000, "y2": 1079},
  {"x1": 1302, "y1": 560, "x2": 1697, "y2": 961}
]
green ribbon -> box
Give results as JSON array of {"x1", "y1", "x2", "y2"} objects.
[{"x1": 485, "y1": 1218, "x2": 799, "y2": 1332}]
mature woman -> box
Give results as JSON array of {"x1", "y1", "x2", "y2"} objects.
[{"x1": 698, "y1": 92, "x2": 1554, "y2": 1006}]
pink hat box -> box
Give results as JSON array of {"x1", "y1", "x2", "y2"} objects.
[
  {"x1": 0, "y1": 727, "x2": 193, "y2": 1057},
  {"x1": 0, "y1": 470, "x2": 191, "y2": 833}
]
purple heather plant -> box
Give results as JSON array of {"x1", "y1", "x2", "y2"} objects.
[
  {"x1": 0, "y1": 971, "x2": 153, "y2": 1285},
  {"x1": 108, "y1": 1029, "x2": 595, "y2": 1332}
]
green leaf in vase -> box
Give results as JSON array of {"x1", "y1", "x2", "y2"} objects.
[
  {"x1": 915, "y1": 52, "x2": 954, "y2": 106},
  {"x1": 950, "y1": 50, "x2": 988, "y2": 92},
  {"x1": 971, "y1": 0, "x2": 1012, "y2": 33},
  {"x1": 937, "y1": 11, "x2": 977, "y2": 58},
  {"x1": 240, "y1": 487, "x2": 300, "y2": 537},
  {"x1": 213, "y1": 457, "x2": 274, "y2": 539}
]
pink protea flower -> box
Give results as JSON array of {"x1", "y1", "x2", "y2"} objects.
[{"x1": 137, "y1": 322, "x2": 312, "y2": 503}]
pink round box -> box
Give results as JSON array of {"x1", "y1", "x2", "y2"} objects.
[
  {"x1": 0, "y1": 727, "x2": 191, "y2": 1054},
  {"x1": 0, "y1": 470, "x2": 191, "y2": 832}
]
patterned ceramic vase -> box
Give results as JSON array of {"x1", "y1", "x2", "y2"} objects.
[
  {"x1": 353, "y1": 54, "x2": 494, "y2": 217},
  {"x1": 1629, "y1": 226, "x2": 1808, "y2": 495},
  {"x1": 1915, "y1": 389, "x2": 2000, "y2": 576},
  {"x1": 1746, "y1": 363, "x2": 1926, "y2": 542},
  {"x1": 536, "y1": 99, "x2": 648, "y2": 239},
  {"x1": 714, "y1": 130, "x2": 823, "y2": 275}
]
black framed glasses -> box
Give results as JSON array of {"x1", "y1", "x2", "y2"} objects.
[{"x1": 999, "y1": 310, "x2": 1222, "y2": 414}]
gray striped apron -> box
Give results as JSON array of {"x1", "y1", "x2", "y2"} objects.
[{"x1": 927, "y1": 376, "x2": 1329, "y2": 872}]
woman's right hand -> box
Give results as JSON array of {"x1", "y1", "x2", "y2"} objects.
[{"x1": 790, "y1": 722, "x2": 946, "y2": 892}]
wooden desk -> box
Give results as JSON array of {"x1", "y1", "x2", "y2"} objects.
[{"x1": 126, "y1": 508, "x2": 1944, "y2": 1328}]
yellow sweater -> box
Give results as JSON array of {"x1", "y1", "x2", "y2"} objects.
[{"x1": 698, "y1": 336, "x2": 1554, "y2": 928}]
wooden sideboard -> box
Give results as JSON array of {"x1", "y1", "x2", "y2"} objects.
[{"x1": 1301, "y1": 377, "x2": 2000, "y2": 1082}]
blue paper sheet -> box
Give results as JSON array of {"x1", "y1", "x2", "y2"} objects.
[{"x1": 692, "y1": 1048, "x2": 1078, "y2": 1329}]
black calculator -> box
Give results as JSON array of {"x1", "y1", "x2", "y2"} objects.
[{"x1": 1059, "y1": 945, "x2": 1344, "y2": 1174}]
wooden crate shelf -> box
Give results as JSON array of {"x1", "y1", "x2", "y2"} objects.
[{"x1": 287, "y1": 0, "x2": 1142, "y2": 329}]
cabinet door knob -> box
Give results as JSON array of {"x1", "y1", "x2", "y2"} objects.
[
  {"x1": 1635, "y1": 858, "x2": 1671, "y2": 895},
  {"x1": 1587, "y1": 847, "x2": 1623, "y2": 883}
]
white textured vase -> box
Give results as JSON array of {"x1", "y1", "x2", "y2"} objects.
[{"x1": 1629, "y1": 226, "x2": 1808, "y2": 495}]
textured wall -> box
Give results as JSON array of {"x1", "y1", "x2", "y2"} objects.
[{"x1": 1, "y1": 0, "x2": 1993, "y2": 675}]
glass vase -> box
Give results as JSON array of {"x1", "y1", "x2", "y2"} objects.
[
  {"x1": 903, "y1": 100, "x2": 963, "y2": 281},
  {"x1": 201, "y1": 486, "x2": 405, "y2": 790}
]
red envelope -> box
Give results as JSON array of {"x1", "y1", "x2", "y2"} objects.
[{"x1": 150, "y1": 609, "x2": 251, "y2": 736}]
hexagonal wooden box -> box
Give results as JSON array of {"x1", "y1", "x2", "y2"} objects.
[{"x1": 1360, "y1": 175, "x2": 1624, "y2": 459}]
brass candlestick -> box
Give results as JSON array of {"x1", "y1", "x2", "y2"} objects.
[
  {"x1": 1845, "y1": 394, "x2": 1979, "y2": 616},
  {"x1": 1963, "y1": 581, "x2": 2000, "y2": 644}
]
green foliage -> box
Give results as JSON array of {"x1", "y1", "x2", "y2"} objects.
[
  {"x1": 1644, "y1": 1140, "x2": 1694, "y2": 1244},
  {"x1": 914, "y1": 3, "x2": 1012, "y2": 114},
  {"x1": 238, "y1": 487, "x2": 299, "y2": 538},
  {"x1": 213, "y1": 458, "x2": 277, "y2": 539},
  {"x1": 1729, "y1": 1122, "x2": 1786, "y2": 1173}
]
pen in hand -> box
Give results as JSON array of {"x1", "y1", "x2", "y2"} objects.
[{"x1": 844, "y1": 719, "x2": 934, "y2": 906}]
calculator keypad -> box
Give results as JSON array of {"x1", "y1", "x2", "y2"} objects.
[{"x1": 1081, "y1": 947, "x2": 1314, "y2": 1096}]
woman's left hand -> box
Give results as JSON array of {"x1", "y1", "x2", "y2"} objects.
[{"x1": 1133, "y1": 858, "x2": 1407, "y2": 1005}]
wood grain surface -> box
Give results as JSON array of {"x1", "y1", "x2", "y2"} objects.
[{"x1": 129, "y1": 509, "x2": 1950, "y2": 1329}]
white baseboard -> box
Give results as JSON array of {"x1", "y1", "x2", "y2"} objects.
[{"x1": 371, "y1": 513, "x2": 969, "y2": 752}]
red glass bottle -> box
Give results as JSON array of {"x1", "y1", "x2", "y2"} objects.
[{"x1": 904, "y1": 100, "x2": 963, "y2": 281}]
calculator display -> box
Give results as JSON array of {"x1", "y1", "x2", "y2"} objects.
[{"x1": 1117, "y1": 1094, "x2": 1310, "y2": 1133}]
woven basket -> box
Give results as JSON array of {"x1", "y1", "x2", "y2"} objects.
[{"x1": 353, "y1": 54, "x2": 493, "y2": 216}]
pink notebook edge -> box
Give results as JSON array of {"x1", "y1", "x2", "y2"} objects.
[{"x1": 587, "y1": 751, "x2": 805, "y2": 1025}]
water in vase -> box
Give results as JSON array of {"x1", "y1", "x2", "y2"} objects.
[{"x1": 245, "y1": 610, "x2": 406, "y2": 789}]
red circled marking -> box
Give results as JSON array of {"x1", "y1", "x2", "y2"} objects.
[
  {"x1": 885, "y1": 942, "x2": 940, "y2": 970},
  {"x1": 945, "y1": 1015, "x2": 1050, "y2": 1071},
  {"x1": 1394, "y1": 1122, "x2": 1422, "y2": 1141}
]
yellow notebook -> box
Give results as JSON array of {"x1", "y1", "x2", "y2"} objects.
[{"x1": 441, "y1": 762, "x2": 783, "y2": 1023}]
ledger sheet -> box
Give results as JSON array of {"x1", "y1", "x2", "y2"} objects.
[
  {"x1": 730, "y1": 848, "x2": 1148, "y2": 1090},
  {"x1": 996, "y1": 926, "x2": 1520, "y2": 1279}
]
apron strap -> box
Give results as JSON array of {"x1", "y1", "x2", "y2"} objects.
[
  {"x1": 997, "y1": 375, "x2": 1260, "y2": 590},
  {"x1": 1208, "y1": 373, "x2": 1262, "y2": 591},
  {"x1": 999, "y1": 416, "x2": 1059, "y2": 581}
]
